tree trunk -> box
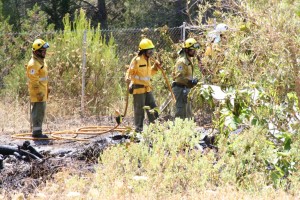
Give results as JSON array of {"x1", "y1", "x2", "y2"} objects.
[{"x1": 96, "y1": 0, "x2": 108, "y2": 30}]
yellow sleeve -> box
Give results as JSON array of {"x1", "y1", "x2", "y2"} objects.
[
  {"x1": 27, "y1": 64, "x2": 40, "y2": 91},
  {"x1": 126, "y1": 57, "x2": 138, "y2": 80},
  {"x1": 204, "y1": 45, "x2": 212, "y2": 57}
]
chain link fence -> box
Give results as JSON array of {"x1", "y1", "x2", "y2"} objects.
[
  {"x1": 0, "y1": 22, "x2": 214, "y2": 118},
  {"x1": 101, "y1": 26, "x2": 182, "y2": 63}
]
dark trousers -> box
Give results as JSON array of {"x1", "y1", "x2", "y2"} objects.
[
  {"x1": 172, "y1": 86, "x2": 192, "y2": 119},
  {"x1": 133, "y1": 92, "x2": 158, "y2": 132},
  {"x1": 31, "y1": 102, "x2": 46, "y2": 136}
]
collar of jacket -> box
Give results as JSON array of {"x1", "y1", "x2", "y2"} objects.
[
  {"x1": 139, "y1": 54, "x2": 151, "y2": 66},
  {"x1": 32, "y1": 54, "x2": 45, "y2": 65},
  {"x1": 141, "y1": 54, "x2": 150, "y2": 62},
  {"x1": 182, "y1": 52, "x2": 192, "y2": 66}
]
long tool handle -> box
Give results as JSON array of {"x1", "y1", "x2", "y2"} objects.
[
  {"x1": 151, "y1": 58, "x2": 176, "y2": 102},
  {"x1": 159, "y1": 66, "x2": 176, "y2": 102},
  {"x1": 123, "y1": 81, "x2": 130, "y2": 117}
]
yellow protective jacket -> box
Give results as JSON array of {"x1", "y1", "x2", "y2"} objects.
[
  {"x1": 126, "y1": 55, "x2": 158, "y2": 94},
  {"x1": 26, "y1": 54, "x2": 48, "y2": 102},
  {"x1": 204, "y1": 43, "x2": 221, "y2": 58},
  {"x1": 202, "y1": 43, "x2": 225, "y2": 83},
  {"x1": 172, "y1": 52, "x2": 194, "y2": 87}
]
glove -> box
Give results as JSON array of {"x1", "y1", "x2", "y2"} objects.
[
  {"x1": 191, "y1": 78, "x2": 198, "y2": 86},
  {"x1": 187, "y1": 78, "x2": 198, "y2": 88},
  {"x1": 128, "y1": 84, "x2": 134, "y2": 94}
]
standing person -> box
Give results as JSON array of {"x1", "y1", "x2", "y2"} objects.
[
  {"x1": 126, "y1": 38, "x2": 160, "y2": 133},
  {"x1": 202, "y1": 23, "x2": 229, "y2": 84},
  {"x1": 26, "y1": 39, "x2": 50, "y2": 138},
  {"x1": 172, "y1": 38, "x2": 200, "y2": 119}
]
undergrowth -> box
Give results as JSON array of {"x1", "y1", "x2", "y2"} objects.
[{"x1": 13, "y1": 119, "x2": 298, "y2": 199}]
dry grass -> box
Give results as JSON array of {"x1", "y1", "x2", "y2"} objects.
[
  {"x1": 2, "y1": 170, "x2": 294, "y2": 200},
  {"x1": 0, "y1": 95, "x2": 134, "y2": 135},
  {"x1": 1, "y1": 0, "x2": 299, "y2": 199},
  {"x1": 0, "y1": 98, "x2": 30, "y2": 134}
]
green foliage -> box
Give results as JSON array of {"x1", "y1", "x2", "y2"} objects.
[
  {"x1": 191, "y1": 81, "x2": 300, "y2": 188},
  {"x1": 42, "y1": 0, "x2": 79, "y2": 30},
  {"x1": 48, "y1": 9, "x2": 121, "y2": 114},
  {"x1": 0, "y1": 0, "x2": 22, "y2": 32},
  {"x1": 110, "y1": 0, "x2": 189, "y2": 28},
  {"x1": 95, "y1": 119, "x2": 211, "y2": 196},
  {"x1": 1, "y1": 5, "x2": 54, "y2": 98},
  {"x1": 88, "y1": 120, "x2": 299, "y2": 197},
  {"x1": 194, "y1": 0, "x2": 299, "y2": 92},
  {"x1": 21, "y1": 4, "x2": 55, "y2": 33}
]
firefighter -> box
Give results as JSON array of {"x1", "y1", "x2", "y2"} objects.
[
  {"x1": 202, "y1": 23, "x2": 229, "y2": 84},
  {"x1": 172, "y1": 38, "x2": 200, "y2": 119},
  {"x1": 26, "y1": 39, "x2": 50, "y2": 138},
  {"x1": 126, "y1": 38, "x2": 161, "y2": 132}
]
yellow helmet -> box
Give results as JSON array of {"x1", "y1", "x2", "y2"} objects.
[
  {"x1": 32, "y1": 39, "x2": 49, "y2": 51},
  {"x1": 183, "y1": 38, "x2": 200, "y2": 49},
  {"x1": 139, "y1": 38, "x2": 155, "y2": 51}
]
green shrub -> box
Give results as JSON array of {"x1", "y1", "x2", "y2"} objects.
[
  {"x1": 91, "y1": 119, "x2": 299, "y2": 197},
  {"x1": 47, "y1": 9, "x2": 122, "y2": 115},
  {"x1": 1, "y1": 4, "x2": 54, "y2": 100}
]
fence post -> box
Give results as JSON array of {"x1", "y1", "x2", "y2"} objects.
[
  {"x1": 182, "y1": 22, "x2": 186, "y2": 41},
  {"x1": 81, "y1": 30, "x2": 87, "y2": 116}
]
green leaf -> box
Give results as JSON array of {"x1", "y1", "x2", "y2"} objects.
[
  {"x1": 251, "y1": 117, "x2": 258, "y2": 125},
  {"x1": 277, "y1": 152, "x2": 290, "y2": 157},
  {"x1": 270, "y1": 171, "x2": 282, "y2": 185},
  {"x1": 143, "y1": 106, "x2": 151, "y2": 110},
  {"x1": 154, "y1": 107, "x2": 161, "y2": 114},
  {"x1": 224, "y1": 115, "x2": 237, "y2": 130},
  {"x1": 282, "y1": 133, "x2": 292, "y2": 150},
  {"x1": 274, "y1": 166, "x2": 285, "y2": 177}
]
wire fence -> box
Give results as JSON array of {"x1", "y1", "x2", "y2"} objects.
[
  {"x1": 102, "y1": 26, "x2": 183, "y2": 63},
  {"x1": 0, "y1": 22, "x2": 215, "y2": 117}
]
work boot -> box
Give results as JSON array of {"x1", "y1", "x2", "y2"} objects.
[
  {"x1": 134, "y1": 127, "x2": 143, "y2": 133},
  {"x1": 32, "y1": 130, "x2": 48, "y2": 139},
  {"x1": 33, "y1": 134, "x2": 49, "y2": 139},
  {"x1": 32, "y1": 131, "x2": 50, "y2": 145}
]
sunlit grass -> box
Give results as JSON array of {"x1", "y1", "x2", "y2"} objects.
[{"x1": 15, "y1": 119, "x2": 298, "y2": 200}]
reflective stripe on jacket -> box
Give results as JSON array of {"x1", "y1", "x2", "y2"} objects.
[
  {"x1": 26, "y1": 55, "x2": 48, "y2": 102},
  {"x1": 172, "y1": 52, "x2": 193, "y2": 86},
  {"x1": 126, "y1": 55, "x2": 158, "y2": 94}
]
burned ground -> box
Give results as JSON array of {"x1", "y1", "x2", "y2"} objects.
[
  {"x1": 0, "y1": 115, "x2": 127, "y2": 196},
  {"x1": 0, "y1": 112, "x2": 213, "y2": 197}
]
